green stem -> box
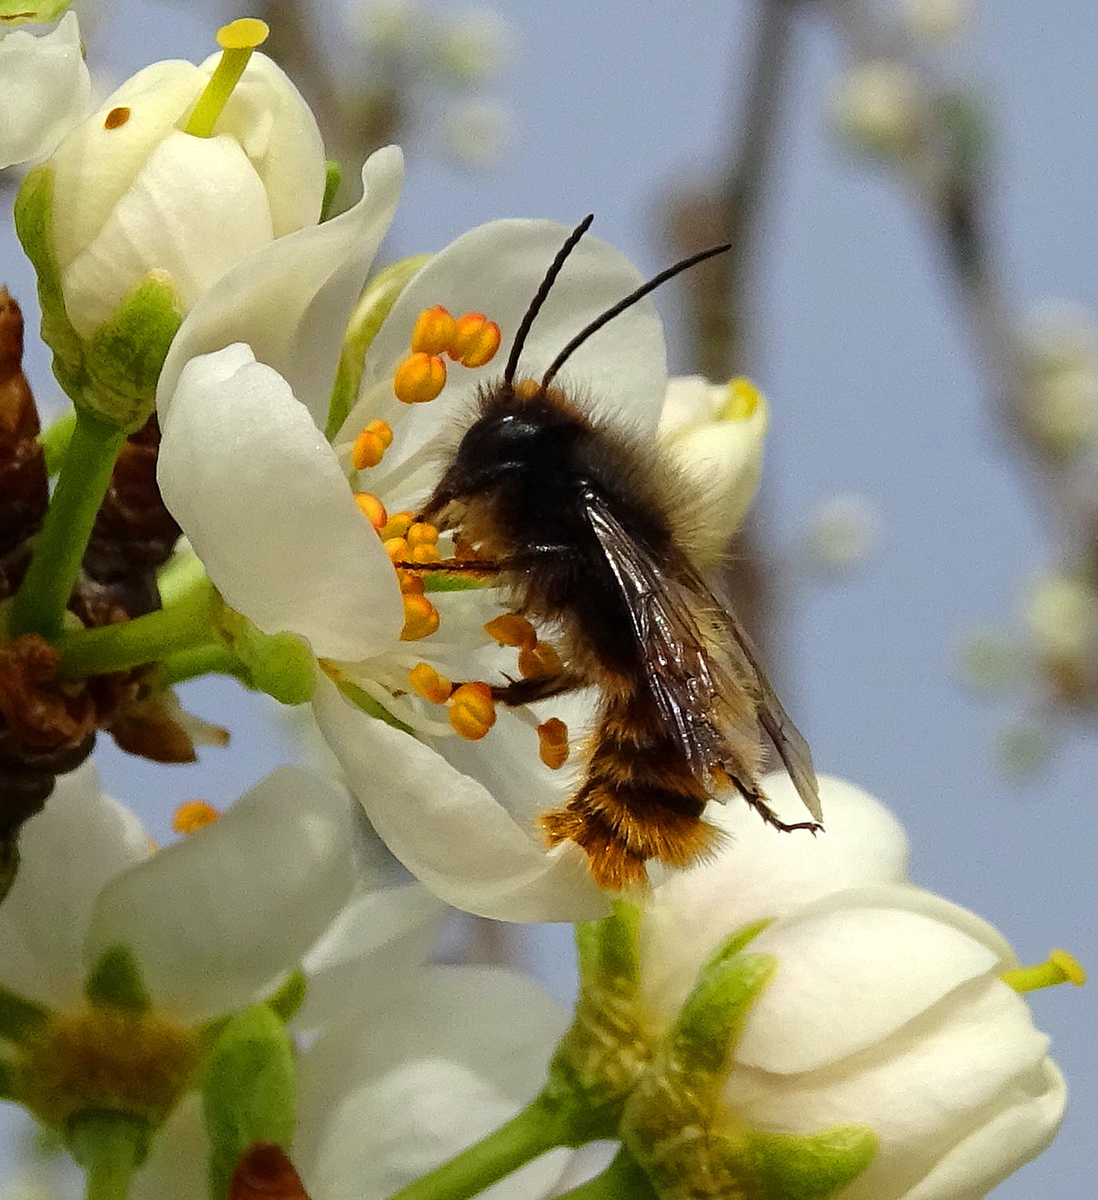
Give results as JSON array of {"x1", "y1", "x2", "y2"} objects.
[
  {"x1": 385, "y1": 1095, "x2": 574, "y2": 1200},
  {"x1": 556, "y1": 1147, "x2": 658, "y2": 1200},
  {"x1": 39, "y1": 408, "x2": 77, "y2": 476},
  {"x1": 55, "y1": 578, "x2": 221, "y2": 679},
  {"x1": 159, "y1": 643, "x2": 248, "y2": 686},
  {"x1": 10, "y1": 411, "x2": 127, "y2": 640},
  {"x1": 69, "y1": 1112, "x2": 147, "y2": 1200}
]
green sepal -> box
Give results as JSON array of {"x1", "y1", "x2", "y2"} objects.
[
  {"x1": 576, "y1": 899, "x2": 642, "y2": 991},
  {"x1": 83, "y1": 271, "x2": 182, "y2": 429},
  {"x1": 0, "y1": 985, "x2": 50, "y2": 1043},
  {"x1": 0, "y1": 0, "x2": 73, "y2": 25},
  {"x1": 14, "y1": 164, "x2": 183, "y2": 431},
  {"x1": 320, "y1": 159, "x2": 343, "y2": 222},
  {"x1": 217, "y1": 605, "x2": 316, "y2": 705},
  {"x1": 747, "y1": 1125, "x2": 880, "y2": 1200},
  {"x1": 84, "y1": 946, "x2": 152, "y2": 1014},
  {"x1": 669, "y1": 952, "x2": 776, "y2": 1077},
  {"x1": 326, "y1": 253, "x2": 431, "y2": 440},
  {"x1": 335, "y1": 677, "x2": 413, "y2": 733},
  {"x1": 202, "y1": 1004, "x2": 297, "y2": 1200},
  {"x1": 14, "y1": 164, "x2": 85, "y2": 398},
  {"x1": 265, "y1": 970, "x2": 307, "y2": 1024}
]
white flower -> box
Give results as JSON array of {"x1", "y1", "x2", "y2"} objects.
[
  {"x1": 657, "y1": 375, "x2": 768, "y2": 561},
  {"x1": 33, "y1": 39, "x2": 325, "y2": 339},
  {"x1": 623, "y1": 776, "x2": 1066, "y2": 1200},
  {"x1": 156, "y1": 150, "x2": 694, "y2": 923},
  {"x1": 0, "y1": 14, "x2": 90, "y2": 171},
  {"x1": 131, "y1": 966, "x2": 575, "y2": 1200}
]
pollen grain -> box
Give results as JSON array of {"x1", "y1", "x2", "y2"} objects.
[{"x1": 172, "y1": 799, "x2": 220, "y2": 834}]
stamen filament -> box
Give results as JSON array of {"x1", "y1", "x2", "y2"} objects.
[{"x1": 184, "y1": 19, "x2": 270, "y2": 139}]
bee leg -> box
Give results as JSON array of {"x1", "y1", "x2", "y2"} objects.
[
  {"x1": 489, "y1": 671, "x2": 584, "y2": 707},
  {"x1": 737, "y1": 779, "x2": 822, "y2": 835},
  {"x1": 391, "y1": 559, "x2": 504, "y2": 576}
]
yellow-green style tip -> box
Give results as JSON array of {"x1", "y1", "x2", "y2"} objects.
[
  {"x1": 216, "y1": 17, "x2": 269, "y2": 49},
  {"x1": 720, "y1": 376, "x2": 763, "y2": 420},
  {"x1": 1002, "y1": 948, "x2": 1086, "y2": 993}
]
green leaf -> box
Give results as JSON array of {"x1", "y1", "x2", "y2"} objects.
[
  {"x1": 202, "y1": 1005, "x2": 297, "y2": 1200},
  {"x1": 84, "y1": 947, "x2": 151, "y2": 1014}
]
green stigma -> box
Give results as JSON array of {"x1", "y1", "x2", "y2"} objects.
[{"x1": 184, "y1": 19, "x2": 270, "y2": 139}]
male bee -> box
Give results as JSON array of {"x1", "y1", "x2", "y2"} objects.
[{"x1": 413, "y1": 216, "x2": 822, "y2": 890}]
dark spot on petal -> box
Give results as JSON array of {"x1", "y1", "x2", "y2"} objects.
[{"x1": 104, "y1": 107, "x2": 131, "y2": 130}]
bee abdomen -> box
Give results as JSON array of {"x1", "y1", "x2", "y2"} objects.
[{"x1": 539, "y1": 697, "x2": 721, "y2": 890}]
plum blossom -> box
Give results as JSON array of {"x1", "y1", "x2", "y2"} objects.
[
  {"x1": 159, "y1": 144, "x2": 762, "y2": 923},
  {"x1": 0, "y1": 14, "x2": 90, "y2": 171}
]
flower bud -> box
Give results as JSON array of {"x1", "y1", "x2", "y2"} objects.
[
  {"x1": 657, "y1": 375, "x2": 768, "y2": 563},
  {"x1": 14, "y1": 37, "x2": 325, "y2": 429},
  {"x1": 832, "y1": 60, "x2": 925, "y2": 159},
  {"x1": 614, "y1": 778, "x2": 1067, "y2": 1200}
]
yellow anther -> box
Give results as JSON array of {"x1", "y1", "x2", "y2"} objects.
[
  {"x1": 352, "y1": 419, "x2": 394, "y2": 470},
  {"x1": 406, "y1": 521, "x2": 440, "y2": 549},
  {"x1": 519, "y1": 640, "x2": 563, "y2": 679},
  {"x1": 449, "y1": 313, "x2": 502, "y2": 368},
  {"x1": 400, "y1": 594, "x2": 441, "y2": 641},
  {"x1": 484, "y1": 613, "x2": 538, "y2": 648},
  {"x1": 380, "y1": 511, "x2": 414, "y2": 541},
  {"x1": 216, "y1": 17, "x2": 270, "y2": 49},
  {"x1": 537, "y1": 718, "x2": 570, "y2": 769},
  {"x1": 1002, "y1": 948, "x2": 1087, "y2": 993},
  {"x1": 411, "y1": 543, "x2": 442, "y2": 565},
  {"x1": 172, "y1": 799, "x2": 220, "y2": 835},
  {"x1": 720, "y1": 376, "x2": 763, "y2": 421},
  {"x1": 354, "y1": 492, "x2": 388, "y2": 531},
  {"x1": 396, "y1": 569, "x2": 425, "y2": 595},
  {"x1": 394, "y1": 352, "x2": 447, "y2": 404},
  {"x1": 384, "y1": 536, "x2": 409, "y2": 562},
  {"x1": 448, "y1": 681, "x2": 496, "y2": 740},
  {"x1": 104, "y1": 107, "x2": 131, "y2": 130},
  {"x1": 409, "y1": 662, "x2": 454, "y2": 705},
  {"x1": 411, "y1": 306, "x2": 457, "y2": 356}
]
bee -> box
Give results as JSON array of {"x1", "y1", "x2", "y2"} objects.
[{"x1": 411, "y1": 216, "x2": 823, "y2": 890}]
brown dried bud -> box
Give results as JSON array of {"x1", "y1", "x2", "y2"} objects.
[
  {"x1": 229, "y1": 1143, "x2": 312, "y2": 1200},
  {"x1": 0, "y1": 289, "x2": 48, "y2": 600}
]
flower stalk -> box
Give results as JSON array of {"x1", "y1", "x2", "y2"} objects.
[
  {"x1": 9, "y1": 410, "x2": 127, "y2": 640},
  {"x1": 68, "y1": 1111, "x2": 148, "y2": 1200}
]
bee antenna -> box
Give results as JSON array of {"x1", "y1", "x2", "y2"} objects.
[
  {"x1": 504, "y1": 214, "x2": 596, "y2": 386},
  {"x1": 541, "y1": 242, "x2": 733, "y2": 388}
]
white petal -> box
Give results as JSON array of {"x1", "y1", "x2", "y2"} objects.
[
  {"x1": 0, "y1": 760, "x2": 147, "y2": 1010},
  {"x1": 356, "y1": 219, "x2": 667, "y2": 505},
  {"x1": 736, "y1": 886, "x2": 1010, "y2": 1074},
  {"x1": 158, "y1": 146, "x2": 404, "y2": 429},
  {"x1": 639, "y1": 774, "x2": 910, "y2": 1022},
  {"x1": 727, "y1": 979, "x2": 1053, "y2": 1200},
  {"x1": 128, "y1": 1093, "x2": 207, "y2": 1200},
  {"x1": 62, "y1": 131, "x2": 273, "y2": 337},
  {"x1": 200, "y1": 51, "x2": 325, "y2": 236},
  {"x1": 0, "y1": 14, "x2": 90, "y2": 170},
  {"x1": 899, "y1": 1059, "x2": 1065, "y2": 1200},
  {"x1": 158, "y1": 344, "x2": 403, "y2": 659},
  {"x1": 295, "y1": 882, "x2": 447, "y2": 1032},
  {"x1": 296, "y1": 966, "x2": 570, "y2": 1200},
  {"x1": 49, "y1": 59, "x2": 207, "y2": 271},
  {"x1": 84, "y1": 766, "x2": 359, "y2": 1022},
  {"x1": 312, "y1": 674, "x2": 609, "y2": 922}
]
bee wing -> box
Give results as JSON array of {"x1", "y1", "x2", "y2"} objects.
[
  {"x1": 583, "y1": 489, "x2": 746, "y2": 781},
  {"x1": 584, "y1": 488, "x2": 822, "y2": 823},
  {"x1": 718, "y1": 607, "x2": 824, "y2": 823}
]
